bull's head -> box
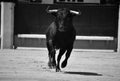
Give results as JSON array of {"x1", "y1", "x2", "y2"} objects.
[
  {"x1": 46, "y1": 7, "x2": 81, "y2": 32},
  {"x1": 46, "y1": 6, "x2": 81, "y2": 15},
  {"x1": 57, "y1": 8, "x2": 70, "y2": 20},
  {"x1": 46, "y1": 7, "x2": 80, "y2": 15}
]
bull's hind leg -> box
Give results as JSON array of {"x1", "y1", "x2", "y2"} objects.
[
  {"x1": 47, "y1": 40, "x2": 56, "y2": 69},
  {"x1": 56, "y1": 48, "x2": 66, "y2": 72},
  {"x1": 61, "y1": 46, "x2": 73, "y2": 68}
]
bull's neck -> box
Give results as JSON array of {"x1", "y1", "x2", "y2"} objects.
[{"x1": 55, "y1": 19, "x2": 73, "y2": 32}]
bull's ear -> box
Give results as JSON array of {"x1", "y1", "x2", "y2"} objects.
[
  {"x1": 70, "y1": 10, "x2": 81, "y2": 15},
  {"x1": 46, "y1": 6, "x2": 50, "y2": 13}
]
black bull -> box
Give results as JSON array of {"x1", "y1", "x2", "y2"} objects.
[{"x1": 46, "y1": 8, "x2": 80, "y2": 72}]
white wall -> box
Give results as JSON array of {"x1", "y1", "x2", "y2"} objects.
[
  {"x1": 1, "y1": 2, "x2": 15, "y2": 49},
  {"x1": 117, "y1": 5, "x2": 120, "y2": 53}
]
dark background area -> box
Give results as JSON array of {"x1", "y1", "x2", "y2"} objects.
[{"x1": 14, "y1": 3, "x2": 119, "y2": 37}]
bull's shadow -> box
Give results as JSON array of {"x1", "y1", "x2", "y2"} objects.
[{"x1": 64, "y1": 71, "x2": 102, "y2": 76}]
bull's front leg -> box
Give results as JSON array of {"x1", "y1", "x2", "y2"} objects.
[
  {"x1": 51, "y1": 49, "x2": 56, "y2": 68},
  {"x1": 56, "y1": 48, "x2": 66, "y2": 72},
  {"x1": 47, "y1": 40, "x2": 56, "y2": 69},
  {"x1": 61, "y1": 46, "x2": 73, "y2": 68}
]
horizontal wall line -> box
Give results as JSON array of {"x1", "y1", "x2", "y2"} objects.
[{"x1": 17, "y1": 34, "x2": 114, "y2": 40}]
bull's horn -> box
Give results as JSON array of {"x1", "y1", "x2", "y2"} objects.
[
  {"x1": 70, "y1": 10, "x2": 80, "y2": 15},
  {"x1": 48, "y1": 9, "x2": 58, "y2": 13}
]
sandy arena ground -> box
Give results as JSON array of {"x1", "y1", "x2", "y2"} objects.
[{"x1": 0, "y1": 49, "x2": 120, "y2": 81}]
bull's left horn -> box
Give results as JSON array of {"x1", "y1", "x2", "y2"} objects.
[
  {"x1": 70, "y1": 10, "x2": 80, "y2": 15},
  {"x1": 48, "y1": 9, "x2": 58, "y2": 13}
]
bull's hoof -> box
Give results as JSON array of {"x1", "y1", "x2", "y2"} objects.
[
  {"x1": 56, "y1": 66, "x2": 61, "y2": 72},
  {"x1": 48, "y1": 62, "x2": 56, "y2": 69},
  {"x1": 48, "y1": 62, "x2": 52, "y2": 69},
  {"x1": 61, "y1": 60, "x2": 67, "y2": 68},
  {"x1": 56, "y1": 68, "x2": 61, "y2": 72},
  {"x1": 52, "y1": 64, "x2": 56, "y2": 69},
  {"x1": 52, "y1": 62, "x2": 56, "y2": 68}
]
